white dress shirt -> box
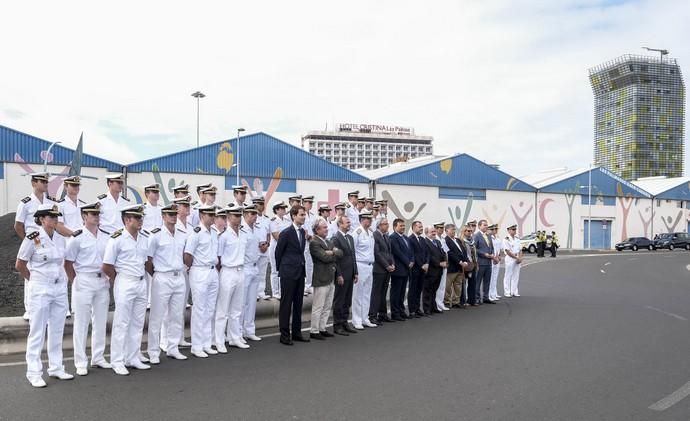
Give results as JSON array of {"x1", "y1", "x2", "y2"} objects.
[
  {"x1": 17, "y1": 227, "x2": 66, "y2": 282},
  {"x1": 352, "y1": 225, "x2": 375, "y2": 264},
  {"x1": 64, "y1": 226, "x2": 109, "y2": 273},
  {"x1": 58, "y1": 196, "x2": 85, "y2": 232},
  {"x1": 184, "y1": 224, "x2": 218, "y2": 267},
  {"x1": 219, "y1": 226, "x2": 247, "y2": 267},
  {"x1": 147, "y1": 226, "x2": 186, "y2": 272},
  {"x1": 98, "y1": 193, "x2": 130, "y2": 234},
  {"x1": 103, "y1": 229, "x2": 148, "y2": 278},
  {"x1": 15, "y1": 193, "x2": 54, "y2": 232}
]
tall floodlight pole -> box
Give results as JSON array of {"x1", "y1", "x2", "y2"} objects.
[
  {"x1": 236, "y1": 128, "x2": 246, "y2": 186},
  {"x1": 588, "y1": 165, "x2": 592, "y2": 249},
  {"x1": 191, "y1": 91, "x2": 206, "y2": 147}
]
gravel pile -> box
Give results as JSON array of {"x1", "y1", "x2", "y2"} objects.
[{"x1": 0, "y1": 213, "x2": 25, "y2": 317}]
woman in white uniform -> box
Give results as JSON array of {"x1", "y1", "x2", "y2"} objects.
[{"x1": 16, "y1": 204, "x2": 74, "y2": 388}]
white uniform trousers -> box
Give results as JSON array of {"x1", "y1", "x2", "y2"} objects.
[
  {"x1": 269, "y1": 242, "x2": 280, "y2": 296},
  {"x1": 160, "y1": 268, "x2": 190, "y2": 349},
  {"x1": 503, "y1": 258, "x2": 520, "y2": 296},
  {"x1": 24, "y1": 278, "x2": 31, "y2": 314},
  {"x1": 110, "y1": 274, "x2": 147, "y2": 368},
  {"x1": 189, "y1": 266, "x2": 219, "y2": 353},
  {"x1": 72, "y1": 272, "x2": 110, "y2": 369},
  {"x1": 436, "y1": 268, "x2": 448, "y2": 310},
  {"x1": 25, "y1": 278, "x2": 68, "y2": 378},
  {"x1": 257, "y1": 255, "x2": 269, "y2": 298},
  {"x1": 148, "y1": 271, "x2": 186, "y2": 358},
  {"x1": 241, "y1": 262, "x2": 261, "y2": 337},
  {"x1": 304, "y1": 247, "x2": 314, "y2": 291},
  {"x1": 352, "y1": 263, "x2": 374, "y2": 327},
  {"x1": 310, "y1": 283, "x2": 335, "y2": 333},
  {"x1": 489, "y1": 262, "x2": 500, "y2": 300},
  {"x1": 215, "y1": 266, "x2": 245, "y2": 345}
]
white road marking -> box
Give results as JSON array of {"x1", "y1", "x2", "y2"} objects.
[
  {"x1": 645, "y1": 306, "x2": 688, "y2": 321},
  {"x1": 649, "y1": 380, "x2": 690, "y2": 411},
  {"x1": 600, "y1": 269, "x2": 606, "y2": 274},
  {"x1": 604, "y1": 262, "x2": 611, "y2": 266},
  {"x1": 685, "y1": 264, "x2": 690, "y2": 271}
]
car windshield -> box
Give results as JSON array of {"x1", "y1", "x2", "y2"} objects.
[
  {"x1": 657, "y1": 233, "x2": 672, "y2": 239},
  {"x1": 520, "y1": 234, "x2": 535, "y2": 240}
]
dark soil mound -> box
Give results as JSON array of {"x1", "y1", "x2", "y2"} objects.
[{"x1": 0, "y1": 213, "x2": 24, "y2": 316}]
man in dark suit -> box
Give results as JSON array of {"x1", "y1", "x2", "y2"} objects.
[
  {"x1": 371, "y1": 218, "x2": 394, "y2": 324},
  {"x1": 389, "y1": 218, "x2": 414, "y2": 321},
  {"x1": 472, "y1": 219, "x2": 497, "y2": 305},
  {"x1": 445, "y1": 224, "x2": 470, "y2": 308},
  {"x1": 275, "y1": 205, "x2": 310, "y2": 345},
  {"x1": 331, "y1": 215, "x2": 358, "y2": 335},
  {"x1": 407, "y1": 221, "x2": 429, "y2": 318},
  {"x1": 422, "y1": 226, "x2": 447, "y2": 315}
]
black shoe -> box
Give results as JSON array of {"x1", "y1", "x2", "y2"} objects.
[
  {"x1": 451, "y1": 304, "x2": 462, "y2": 309},
  {"x1": 431, "y1": 308, "x2": 442, "y2": 314},
  {"x1": 423, "y1": 311, "x2": 432, "y2": 316},
  {"x1": 369, "y1": 318, "x2": 381, "y2": 325},
  {"x1": 404, "y1": 313, "x2": 414, "y2": 319},
  {"x1": 380, "y1": 316, "x2": 394, "y2": 322},
  {"x1": 310, "y1": 332, "x2": 325, "y2": 340},
  {"x1": 333, "y1": 327, "x2": 349, "y2": 336},
  {"x1": 343, "y1": 324, "x2": 358, "y2": 334},
  {"x1": 280, "y1": 337, "x2": 294, "y2": 346},
  {"x1": 483, "y1": 299, "x2": 497, "y2": 304},
  {"x1": 392, "y1": 316, "x2": 405, "y2": 321},
  {"x1": 320, "y1": 330, "x2": 334, "y2": 337},
  {"x1": 415, "y1": 310, "x2": 425, "y2": 317},
  {"x1": 292, "y1": 335, "x2": 310, "y2": 343}
]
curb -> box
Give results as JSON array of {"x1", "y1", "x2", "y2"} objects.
[{"x1": 0, "y1": 296, "x2": 313, "y2": 356}]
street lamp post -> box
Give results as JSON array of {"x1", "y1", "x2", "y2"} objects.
[
  {"x1": 191, "y1": 91, "x2": 206, "y2": 148},
  {"x1": 44, "y1": 141, "x2": 63, "y2": 172},
  {"x1": 236, "y1": 128, "x2": 245, "y2": 186},
  {"x1": 587, "y1": 165, "x2": 592, "y2": 250}
]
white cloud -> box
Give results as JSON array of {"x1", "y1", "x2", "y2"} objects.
[{"x1": 0, "y1": 0, "x2": 687, "y2": 177}]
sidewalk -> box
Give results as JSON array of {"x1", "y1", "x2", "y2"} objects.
[{"x1": 0, "y1": 297, "x2": 313, "y2": 356}]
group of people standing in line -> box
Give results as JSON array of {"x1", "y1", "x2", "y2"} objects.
[{"x1": 13, "y1": 174, "x2": 523, "y2": 388}]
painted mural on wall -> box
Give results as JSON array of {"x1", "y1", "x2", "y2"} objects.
[
  {"x1": 382, "y1": 190, "x2": 427, "y2": 231},
  {"x1": 616, "y1": 183, "x2": 634, "y2": 242}
]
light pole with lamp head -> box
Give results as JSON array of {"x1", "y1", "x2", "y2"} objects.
[
  {"x1": 579, "y1": 165, "x2": 593, "y2": 249},
  {"x1": 236, "y1": 128, "x2": 245, "y2": 186},
  {"x1": 191, "y1": 91, "x2": 206, "y2": 148}
]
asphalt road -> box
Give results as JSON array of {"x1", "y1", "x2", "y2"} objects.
[{"x1": 1, "y1": 251, "x2": 689, "y2": 420}]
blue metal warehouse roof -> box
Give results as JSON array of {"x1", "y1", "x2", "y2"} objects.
[
  {"x1": 633, "y1": 177, "x2": 690, "y2": 200},
  {"x1": 126, "y1": 132, "x2": 369, "y2": 183},
  {"x1": 523, "y1": 167, "x2": 650, "y2": 198},
  {"x1": 360, "y1": 154, "x2": 535, "y2": 192},
  {"x1": 0, "y1": 124, "x2": 123, "y2": 171}
]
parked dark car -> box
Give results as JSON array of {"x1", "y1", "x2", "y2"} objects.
[
  {"x1": 653, "y1": 232, "x2": 690, "y2": 250},
  {"x1": 615, "y1": 237, "x2": 654, "y2": 251}
]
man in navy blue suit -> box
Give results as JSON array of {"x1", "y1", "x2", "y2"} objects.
[
  {"x1": 472, "y1": 219, "x2": 497, "y2": 305},
  {"x1": 389, "y1": 218, "x2": 414, "y2": 321},
  {"x1": 275, "y1": 205, "x2": 310, "y2": 345},
  {"x1": 407, "y1": 221, "x2": 429, "y2": 318}
]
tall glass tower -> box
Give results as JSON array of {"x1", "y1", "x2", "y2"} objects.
[{"x1": 589, "y1": 54, "x2": 685, "y2": 180}]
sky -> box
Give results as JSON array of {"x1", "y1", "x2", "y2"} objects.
[{"x1": 1, "y1": 0, "x2": 688, "y2": 177}]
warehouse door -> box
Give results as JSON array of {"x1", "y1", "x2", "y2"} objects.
[{"x1": 583, "y1": 219, "x2": 612, "y2": 249}]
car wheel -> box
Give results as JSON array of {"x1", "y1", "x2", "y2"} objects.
[
  {"x1": 669, "y1": 244, "x2": 675, "y2": 251},
  {"x1": 648, "y1": 244, "x2": 654, "y2": 251},
  {"x1": 528, "y1": 245, "x2": 536, "y2": 254},
  {"x1": 632, "y1": 245, "x2": 638, "y2": 251}
]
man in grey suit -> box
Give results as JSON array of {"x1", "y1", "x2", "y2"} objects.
[
  {"x1": 472, "y1": 220, "x2": 498, "y2": 305},
  {"x1": 330, "y1": 215, "x2": 358, "y2": 335},
  {"x1": 370, "y1": 218, "x2": 395, "y2": 324},
  {"x1": 309, "y1": 217, "x2": 343, "y2": 340}
]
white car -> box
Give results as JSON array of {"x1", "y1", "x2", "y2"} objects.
[{"x1": 520, "y1": 232, "x2": 552, "y2": 253}]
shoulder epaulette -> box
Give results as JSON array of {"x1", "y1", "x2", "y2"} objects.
[
  {"x1": 111, "y1": 229, "x2": 123, "y2": 238},
  {"x1": 27, "y1": 231, "x2": 39, "y2": 240},
  {"x1": 21, "y1": 196, "x2": 31, "y2": 203},
  {"x1": 122, "y1": 196, "x2": 130, "y2": 202},
  {"x1": 194, "y1": 226, "x2": 201, "y2": 233},
  {"x1": 271, "y1": 217, "x2": 276, "y2": 221},
  {"x1": 97, "y1": 194, "x2": 107, "y2": 200},
  {"x1": 99, "y1": 228, "x2": 110, "y2": 235},
  {"x1": 143, "y1": 229, "x2": 150, "y2": 235},
  {"x1": 140, "y1": 231, "x2": 149, "y2": 238},
  {"x1": 191, "y1": 201, "x2": 198, "y2": 206},
  {"x1": 72, "y1": 229, "x2": 83, "y2": 237},
  {"x1": 56, "y1": 198, "x2": 65, "y2": 203},
  {"x1": 46, "y1": 195, "x2": 57, "y2": 202},
  {"x1": 78, "y1": 199, "x2": 86, "y2": 204},
  {"x1": 151, "y1": 228, "x2": 161, "y2": 234},
  {"x1": 176, "y1": 228, "x2": 185, "y2": 233},
  {"x1": 240, "y1": 227, "x2": 247, "y2": 233}
]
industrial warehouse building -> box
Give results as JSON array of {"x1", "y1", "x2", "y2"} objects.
[{"x1": 1, "y1": 123, "x2": 689, "y2": 249}]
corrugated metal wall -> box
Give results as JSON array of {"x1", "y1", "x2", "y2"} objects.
[
  {"x1": 127, "y1": 132, "x2": 370, "y2": 183},
  {"x1": 539, "y1": 167, "x2": 649, "y2": 197},
  {"x1": 0, "y1": 125, "x2": 122, "y2": 171},
  {"x1": 374, "y1": 154, "x2": 535, "y2": 192}
]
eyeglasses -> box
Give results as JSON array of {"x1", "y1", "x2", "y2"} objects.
[{"x1": 464, "y1": 230, "x2": 472, "y2": 233}]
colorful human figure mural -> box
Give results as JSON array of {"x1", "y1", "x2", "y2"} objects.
[
  {"x1": 382, "y1": 190, "x2": 426, "y2": 233},
  {"x1": 510, "y1": 201, "x2": 533, "y2": 238},
  {"x1": 638, "y1": 206, "x2": 654, "y2": 238},
  {"x1": 616, "y1": 183, "x2": 634, "y2": 242},
  {"x1": 661, "y1": 211, "x2": 684, "y2": 233},
  {"x1": 447, "y1": 196, "x2": 473, "y2": 229}
]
